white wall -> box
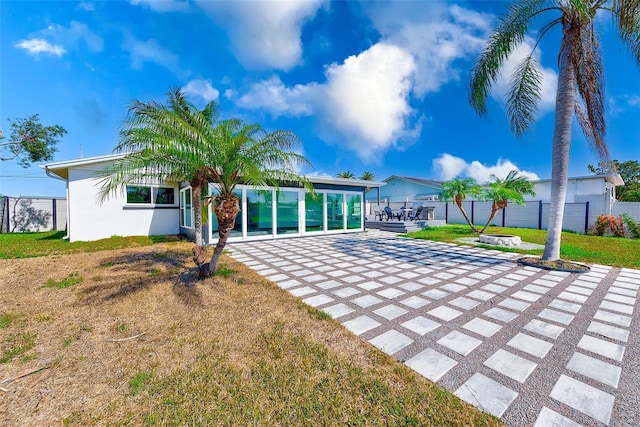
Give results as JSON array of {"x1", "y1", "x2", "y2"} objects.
[
  {"x1": 67, "y1": 165, "x2": 179, "y2": 242},
  {"x1": 530, "y1": 177, "x2": 607, "y2": 203},
  {"x1": 613, "y1": 202, "x2": 640, "y2": 222}
]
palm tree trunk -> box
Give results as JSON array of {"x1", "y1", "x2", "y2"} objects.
[
  {"x1": 202, "y1": 194, "x2": 240, "y2": 276},
  {"x1": 543, "y1": 46, "x2": 577, "y2": 260},
  {"x1": 456, "y1": 196, "x2": 478, "y2": 232},
  {"x1": 192, "y1": 185, "x2": 203, "y2": 246},
  {"x1": 479, "y1": 202, "x2": 503, "y2": 234}
]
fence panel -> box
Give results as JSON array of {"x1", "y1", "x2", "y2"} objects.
[
  {"x1": 612, "y1": 202, "x2": 640, "y2": 222},
  {"x1": 504, "y1": 201, "x2": 541, "y2": 229},
  {"x1": 540, "y1": 203, "x2": 587, "y2": 234},
  {"x1": 2, "y1": 197, "x2": 67, "y2": 233}
]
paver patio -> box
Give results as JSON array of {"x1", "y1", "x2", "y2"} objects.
[{"x1": 227, "y1": 231, "x2": 640, "y2": 426}]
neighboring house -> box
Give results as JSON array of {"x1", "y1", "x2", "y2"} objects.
[
  {"x1": 43, "y1": 154, "x2": 385, "y2": 243},
  {"x1": 366, "y1": 176, "x2": 442, "y2": 205}
]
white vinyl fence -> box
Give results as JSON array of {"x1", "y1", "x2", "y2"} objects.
[
  {"x1": 367, "y1": 200, "x2": 640, "y2": 234},
  {"x1": 0, "y1": 196, "x2": 67, "y2": 233}
]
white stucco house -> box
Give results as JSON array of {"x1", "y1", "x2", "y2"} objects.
[{"x1": 42, "y1": 154, "x2": 385, "y2": 243}]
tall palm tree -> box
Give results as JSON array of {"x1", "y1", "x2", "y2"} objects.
[
  {"x1": 360, "y1": 171, "x2": 376, "y2": 181},
  {"x1": 336, "y1": 170, "x2": 355, "y2": 179},
  {"x1": 203, "y1": 119, "x2": 311, "y2": 276},
  {"x1": 478, "y1": 170, "x2": 536, "y2": 233},
  {"x1": 97, "y1": 88, "x2": 219, "y2": 249},
  {"x1": 470, "y1": 0, "x2": 640, "y2": 260},
  {"x1": 440, "y1": 178, "x2": 482, "y2": 232}
]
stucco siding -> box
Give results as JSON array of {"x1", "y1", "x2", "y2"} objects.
[{"x1": 67, "y1": 166, "x2": 179, "y2": 242}]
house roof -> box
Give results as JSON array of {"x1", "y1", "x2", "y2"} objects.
[
  {"x1": 383, "y1": 175, "x2": 442, "y2": 188},
  {"x1": 42, "y1": 153, "x2": 386, "y2": 188},
  {"x1": 531, "y1": 174, "x2": 625, "y2": 186},
  {"x1": 41, "y1": 153, "x2": 127, "y2": 180}
]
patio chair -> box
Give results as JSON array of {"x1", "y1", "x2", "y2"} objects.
[
  {"x1": 409, "y1": 206, "x2": 423, "y2": 221},
  {"x1": 372, "y1": 204, "x2": 385, "y2": 221},
  {"x1": 384, "y1": 206, "x2": 400, "y2": 221}
]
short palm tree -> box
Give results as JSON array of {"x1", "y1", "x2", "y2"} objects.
[
  {"x1": 336, "y1": 170, "x2": 355, "y2": 179},
  {"x1": 360, "y1": 171, "x2": 376, "y2": 181},
  {"x1": 440, "y1": 178, "x2": 482, "y2": 232},
  {"x1": 470, "y1": 0, "x2": 640, "y2": 260},
  {"x1": 97, "y1": 88, "x2": 219, "y2": 249},
  {"x1": 203, "y1": 118, "x2": 311, "y2": 276},
  {"x1": 478, "y1": 170, "x2": 536, "y2": 233}
]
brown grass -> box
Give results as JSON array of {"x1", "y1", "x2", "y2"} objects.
[{"x1": 0, "y1": 242, "x2": 501, "y2": 426}]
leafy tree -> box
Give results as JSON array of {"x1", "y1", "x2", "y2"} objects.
[
  {"x1": 478, "y1": 170, "x2": 536, "y2": 233},
  {"x1": 360, "y1": 171, "x2": 376, "y2": 181},
  {"x1": 1, "y1": 114, "x2": 66, "y2": 167},
  {"x1": 470, "y1": 0, "x2": 640, "y2": 261},
  {"x1": 440, "y1": 178, "x2": 482, "y2": 232},
  {"x1": 336, "y1": 170, "x2": 355, "y2": 179},
  {"x1": 97, "y1": 88, "x2": 310, "y2": 277},
  {"x1": 588, "y1": 160, "x2": 640, "y2": 202}
]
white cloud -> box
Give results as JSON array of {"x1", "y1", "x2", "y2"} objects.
[
  {"x1": 14, "y1": 38, "x2": 66, "y2": 57},
  {"x1": 77, "y1": 2, "x2": 95, "y2": 11},
  {"x1": 432, "y1": 153, "x2": 539, "y2": 183},
  {"x1": 366, "y1": 3, "x2": 492, "y2": 96},
  {"x1": 195, "y1": 0, "x2": 325, "y2": 70},
  {"x1": 182, "y1": 79, "x2": 219, "y2": 103},
  {"x1": 130, "y1": 0, "x2": 189, "y2": 13},
  {"x1": 123, "y1": 36, "x2": 187, "y2": 78},
  {"x1": 237, "y1": 43, "x2": 418, "y2": 163},
  {"x1": 491, "y1": 37, "x2": 557, "y2": 115}
]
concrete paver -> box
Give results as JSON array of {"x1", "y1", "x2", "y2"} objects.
[{"x1": 228, "y1": 231, "x2": 640, "y2": 426}]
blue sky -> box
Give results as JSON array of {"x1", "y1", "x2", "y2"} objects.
[{"x1": 1, "y1": 0, "x2": 639, "y2": 197}]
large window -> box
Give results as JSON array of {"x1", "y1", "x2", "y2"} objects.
[
  {"x1": 346, "y1": 194, "x2": 362, "y2": 230},
  {"x1": 305, "y1": 192, "x2": 324, "y2": 232},
  {"x1": 247, "y1": 189, "x2": 273, "y2": 236},
  {"x1": 126, "y1": 185, "x2": 175, "y2": 206},
  {"x1": 277, "y1": 190, "x2": 299, "y2": 235},
  {"x1": 327, "y1": 193, "x2": 344, "y2": 230},
  {"x1": 180, "y1": 188, "x2": 192, "y2": 228}
]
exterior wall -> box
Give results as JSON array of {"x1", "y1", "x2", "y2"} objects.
[
  {"x1": 67, "y1": 164, "x2": 179, "y2": 242},
  {"x1": 528, "y1": 177, "x2": 607, "y2": 203},
  {"x1": 373, "y1": 178, "x2": 440, "y2": 203},
  {"x1": 0, "y1": 196, "x2": 67, "y2": 233}
]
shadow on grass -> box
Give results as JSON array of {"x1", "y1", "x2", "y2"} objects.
[
  {"x1": 172, "y1": 270, "x2": 204, "y2": 307},
  {"x1": 37, "y1": 231, "x2": 67, "y2": 241}
]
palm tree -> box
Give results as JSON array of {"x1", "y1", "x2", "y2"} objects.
[
  {"x1": 360, "y1": 171, "x2": 376, "y2": 181},
  {"x1": 440, "y1": 178, "x2": 482, "y2": 232},
  {"x1": 203, "y1": 119, "x2": 311, "y2": 276},
  {"x1": 478, "y1": 170, "x2": 536, "y2": 233},
  {"x1": 97, "y1": 88, "x2": 219, "y2": 249},
  {"x1": 336, "y1": 170, "x2": 355, "y2": 179},
  {"x1": 470, "y1": 0, "x2": 640, "y2": 260}
]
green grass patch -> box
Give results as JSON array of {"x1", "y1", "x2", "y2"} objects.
[
  {"x1": 0, "y1": 312, "x2": 25, "y2": 329},
  {"x1": 0, "y1": 231, "x2": 183, "y2": 259},
  {"x1": 1, "y1": 332, "x2": 37, "y2": 363},
  {"x1": 214, "y1": 266, "x2": 236, "y2": 277},
  {"x1": 42, "y1": 272, "x2": 84, "y2": 289},
  {"x1": 406, "y1": 225, "x2": 640, "y2": 268},
  {"x1": 129, "y1": 371, "x2": 153, "y2": 396}
]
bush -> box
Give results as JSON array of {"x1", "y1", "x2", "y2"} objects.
[
  {"x1": 593, "y1": 215, "x2": 625, "y2": 237},
  {"x1": 621, "y1": 214, "x2": 640, "y2": 239}
]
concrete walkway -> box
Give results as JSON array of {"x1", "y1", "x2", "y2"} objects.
[{"x1": 227, "y1": 231, "x2": 640, "y2": 426}]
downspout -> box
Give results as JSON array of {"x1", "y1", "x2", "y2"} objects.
[{"x1": 44, "y1": 167, "x2": 70, "y2": 240}]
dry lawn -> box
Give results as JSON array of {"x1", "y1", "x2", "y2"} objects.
[{"x1": 0, "y1": 242, "x2": 501, "y2": 426}]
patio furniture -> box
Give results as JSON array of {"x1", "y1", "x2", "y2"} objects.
[
  {"x1": 372, "y1": 205, "x2": 385, "y2": 221},
  {"x1": 384, "y1": 206, "x2": 400, "y2": 221}
]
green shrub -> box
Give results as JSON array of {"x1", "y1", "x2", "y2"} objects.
[{"x1": 621, "y1": 214, "x2": 640, "y2": 239}]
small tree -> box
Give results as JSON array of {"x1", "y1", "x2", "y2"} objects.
[
  {"x1": 1, "y1": 114, "x2": 66, "y2": 167},
  {"x1": 360, "y1": 171, "x2": 376, "y2": 181},
  {"x1": 478, "y1": 170, "x2": 536, "y2": 233},
  {"x1": 440, "y1": 178, "x2": 482, "y2": 232},
  {"x1": 336, "y1": 170, "x2": 355, "y2": 179}
]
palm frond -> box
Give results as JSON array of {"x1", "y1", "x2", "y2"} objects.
[
  {"x1": 470, "y1": 0, "x2": 552, "y2": 114},
  {"x1": 507, "y1": 55, "x2": 543, "y2": 135},
  {"x1": 612, "y1": 0, "x2": 640, "y2": 65}
]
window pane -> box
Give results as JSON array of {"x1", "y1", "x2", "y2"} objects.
[
  {"x1": 277, "y1": 190, "x2": 298, "y2": 235},
  {"x1": 327, "y1": 193, "x2": 343, "y2": 230},
  {"x1": 247, "y1": 189, "x2": 273, "y2": 236},
  {"x1": 210, "y1": 190, "x2": 242, "y2": 237},
  {"x1": 346, "y1": 194, "x2": 362, "y2": 230},
  {"x1": 126, "y1": 186, "x2": 151, "y2": 204},
  {"x1": 305, "y1": 192, "x2": 323, "y2": 232},
  {"x1": 183, "y1": 189, "x2": 192, "y2": 228},
  {"x1": 156, "y1": 187, "x2": 175, "y2": 205}
]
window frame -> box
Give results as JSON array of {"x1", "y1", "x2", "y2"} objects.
[{"x1": 124, "y1": 185, "x2": 178, "y2": 208}]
